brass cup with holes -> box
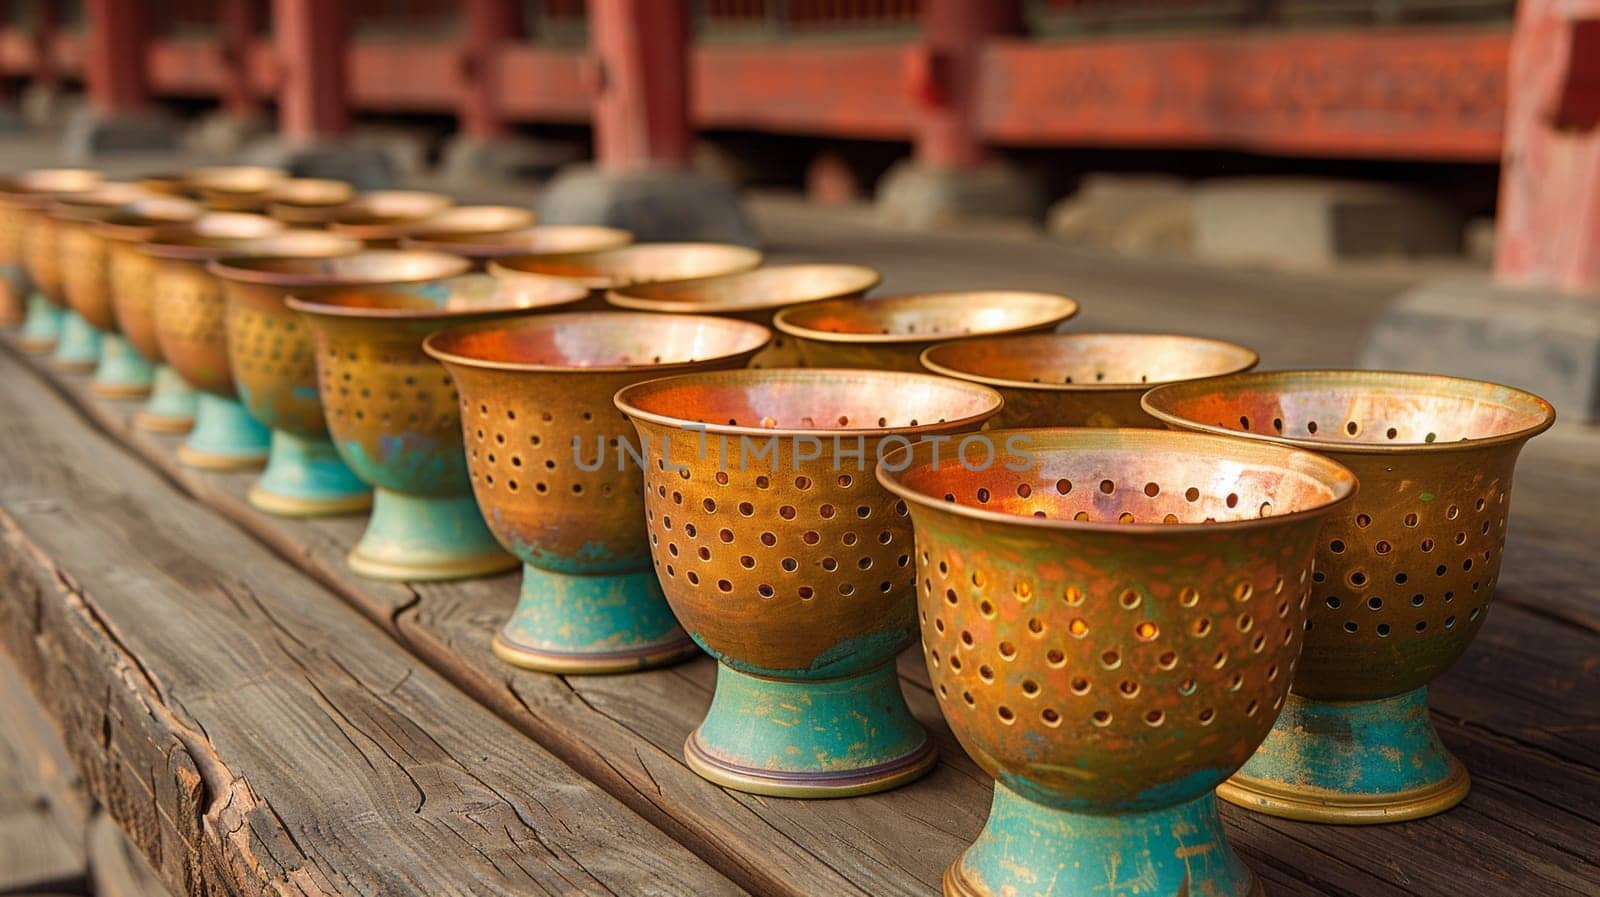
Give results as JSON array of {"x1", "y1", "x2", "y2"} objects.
[
  {"x1": 616, "y1": 369, "x2": 1004, "y2": 797},
  {"x1": 145, "y1": 221, "x2": 353, "y2": 470},
  {"x1": 399, "y1": 225, "x2": 634, "y2": 270},
  {"x1": 489, "y1": 242, "x2": 763, "y2": 309},
  {"x1": 5, "y1": 169, "x2": 104, "y2": 351},
  {"x1": 921, "y1": 332, "x2": 1259, "y2": 428},
  {"x1": 264, "y1": 178, "x2": 358, "y2": 225},
  {"x1": 212, "y1": 248, "x2": 481, "y2": 518},
  {"x1": 1142, "y1": 371, "x2": 1555, "y2": 823},
  {"x1": 288, "y1": 274, "x2": 590, "y2": 580},
  {"x1": 58, "y1": 194, "x2": 203, "y2": 397},
  {"x1": 423, "y1": 312, "x2": 770, "y2": 674},
  {"x1": 10, "y1": 171, "x2": 108, "y2": 356},
  {"x1": 184, "y1": 165, "x2": 289, "y2": 212},
  {"x1": 774, "y1": 291, "x2": 1081, "y2": 372},
  {"x1": 42, "y1": 183, "x2": 160, "y2": 373},
  {"x1": 878, "y1": 428, "x2": 1356, "y2": 897},
  {"x1": 324, "y1": 190, "x2": 456, "y2": 247},
  {"x1": 605, "y1": 263, "x2": 881, "y2": 368}
]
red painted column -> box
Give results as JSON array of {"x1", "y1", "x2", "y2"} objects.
[
  {"x1": 1495, "y1": 0, "x2": 1600, "y2": 292},
  {"x1": 32, "y1": 0, "x2": 61, "y2": 93},
  {"x1": 911, "y1": 0, "x2": 1019, "y2": 170},
  {"x1": 460, "y1": 0, "x2": 520, "y2": 139},
  {"x1": 586, "y1": 0, "x2": 693, "y2": 172},
  {"x1": 273, "y1": 0, "x2": 350, "y2": 140},
  {"x1": 83, "y1": 0, "x2": 151, "y2": 113},
  {"x1": 219, "y1": 0, "x2": 260, "y2": 119}
]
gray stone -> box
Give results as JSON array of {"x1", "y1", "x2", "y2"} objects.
[
  {"x1": 20, "y1": 85, "x2": 83, "y2": 130},
  {"x1": 876, "y1": 161, "x2": 1045, "y2": 229},
  {"x1": 1361, "y1": 276, "x2": 1600, "y2": 423},
  {"x1": 1193, "y1": 177, "x2": 1463, "y2": 268},
  {"x1": 536, "y1": 164, "x2": 758, "y2": 246},
  {"x1": 182, "y1": 110, "x2": 272, "y2": 157},
  {"x1": 440, "y1": 134, "x2": 582, "y2": 185},
  {"x1": 1048, "y1": 173, "x2": 1193, "y2": 254},
  {"x1": 237, "y1": 136, "x2": 400, "y2": 191},
  {"x1": 61, "y1": 107, "x2": 178, "y2": 160}
]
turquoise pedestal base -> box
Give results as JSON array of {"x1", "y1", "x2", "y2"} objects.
[
  {"x1": 1218, "y1": 687, "x2": 1468, "y2": 824},
  {"x1": 49, "y1": 310, "x2": 101, "y2": 373},
  {"x1": 348, "y1": 489, "x2": 517, "y2": 582},
  {"x1": 494, "y1": 565, "x2": 697, "y2": 674},
  {"x1": 177, "y1": 393, "x2": 270, "y2": 470},
  {"x1": 134, "y1": 364, "x2": 198, "y2": 433},
  {"x1": 17, "y1": 294, "x2": 63, "y2": 354},
  {"x1": 89, "y1": 333, "x2": 155, "y2": 399},
  {"x1": 249, "y1": 430, "x2": 372, "y2": 517},
  {"x1": 948, "y1": 785, "x2": 1260, "y2": 897},
  {"x1": 686, "y1": 663, "x2": 934, "y2": 798}
]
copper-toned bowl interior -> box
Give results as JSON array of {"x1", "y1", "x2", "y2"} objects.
[
  {"x1": 616, "y1": 368, "x2": 1002, "y2": 434},
  {"x1": 142, "y1": 213, "x2": 289, "y2": 259},
  {"x1": 4, "y1": 169, "x2": 103, "y2": 197},
  {"x1": 492, "y1": 242, "x2": 763, "y2": 289},
  {"x1": 207, "y1": 249, "x2": 471, "y2": 287},
  {"x1": 424, "y1": 311, "x2": 770, "y2": 371},
  {"x1": 1140, "y1": 371, "x2": 1556, "y2": 451},
  {"x1": 184, "y1": 165, "x2": 287, "y2": 196},
  {"x1": 95, "y1": 197, "x2": 205, "y2": 237},
  {"x1": 775, "y1": 291, "x2": 1080, "y2": 344},
  {"x1": 922, "y1": 333, "x2": 1259, "y2": 390},
  {"x1": 606, "y1": 263, "x2": 881, "y2": 315},
  {"x1": 328, "y1": 191, "x2": 455, "y2": 227},
  {"x1": 401, "y1": 225, "x2": 634, "y2": 260},
  {"x1": 51, "y1": 182, "x2": 155, "y2": 218},
  {"x1": 268, "y1": 178, "x2": 356, "y2": 207},
  {"x1": 287, "y1": 273, "x2": 588, "y2": 319},
  {"x1": 881, "y1": 428, "x2": 1356, "y2": 530},
  {"x1": 401, "y1": 205, "x2": 534, "y2": 237}
]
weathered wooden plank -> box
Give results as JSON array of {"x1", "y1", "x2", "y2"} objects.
[
  {"x1": 9, "y1": 336, "x2": 1598, "y2": 897},
  {"x1": 0, "y1": 649, "x2": 88, "y2": 894},
  {"x1": 88, "y1": 812, "x2": 175, "y2": 897},
  {"x1": 0, "y1": 348, "x2": 746, "y2": 897}
]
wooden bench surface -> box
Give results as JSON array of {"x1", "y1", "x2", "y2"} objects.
[
  {"x1": 0, "y1": 203, "x2": 1593, "y2": 895},
  {"x1": 3, "y1": 326, "x2": 1598, "y2": 897}
]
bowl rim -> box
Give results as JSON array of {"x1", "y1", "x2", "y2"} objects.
[
  {"x1": 772, "y1": 290, "x2": 1081, "y2": 345},
  {"x1": 399, "y1": 224, "x2": 633, "y2": 255},
  {"x1": 207, "y1": 248, "x2": 472, "y2": 287},
  {"x1": 920, "y1": 331, "x2": 1260, "y2": 392},
  {"x1": 488, "y1": 242, "x2": 764, "y2": 287},
  {"x1": 1140, "y1": 369, "x2": 1557, "y2": 455},
  {"x1": 876, "y1": 426, "x2": 1359, "y2": 536},
  {"x1": 605, "y1": 263, "x2": 883, "y2": 315},
  {"x1": 137, "y1": 214, "x2": 293, "y2": 261},
  {"x1": 614, "y1": 367, "x2": 1006, "y2": 439},
  {"x1": 421, "y1": 309, "x2": 772, "y2": 374},
  {"x1": 285, "y1": 276, "x2": 590, "y2": 321}
]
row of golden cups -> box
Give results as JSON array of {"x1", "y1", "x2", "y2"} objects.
[{"x1": 0, "y1": 166, "x2": 1556, "y2": 897}]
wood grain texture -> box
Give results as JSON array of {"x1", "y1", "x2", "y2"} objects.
[
  {"x1": 0, "y1": 649, "x2": 88, "y2": 894},
  {"x1": 6, "y1": 326, "x2": 1598, "y2": 897},
  {"x1": 88, "y1": 812, "x2": 176, "y2": 897},
  {"x1": 0, "y1": 348, "x2": 745, "y2": 897}
]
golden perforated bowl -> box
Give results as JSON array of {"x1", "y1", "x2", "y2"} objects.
[
  {"x1": 606, "y1": 263, "x2": 881, "y2": 367},
  {"x1": 325, "y1": 190, "x2": 456, "y2": 246},
  {"x1": 775, "y1": 291, "x2": 1080, "y2": 372},
  {"x1": 423, "y1": 312, "x2": 771, "y2": 672},
  {"x1": 921, "y1": 332, "x2": 1259, "y2": 428},
  {"x1": 1143, "y1": 370, "x2": 1555, "y2": 823},
  {"x1": 616, "y1": 368, "x2": 1003, "y2": 796},
  {"x1": 879, "y1": 428, "x2": 1355, "y2": 897},
  {"x1": 399, "y1": 225, "x2": 634, "y2": 269},
  {"x1": 285, "y1": 274, "x2": 590, "y2": 578}
]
